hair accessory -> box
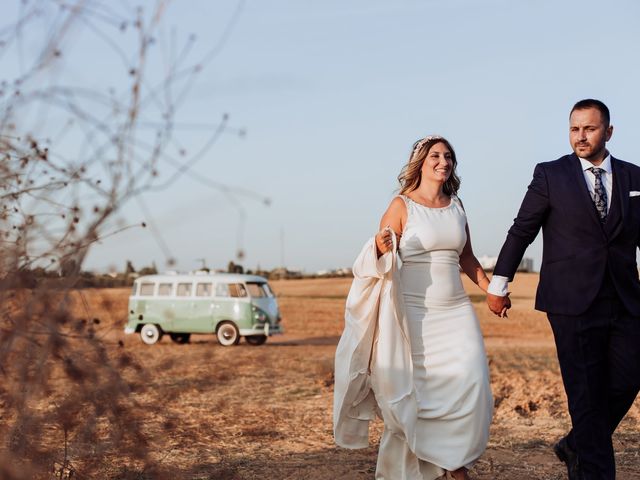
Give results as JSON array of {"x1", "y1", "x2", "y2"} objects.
[{"x1": 412, "y1": 135, "x2": 444, "y2": 156}]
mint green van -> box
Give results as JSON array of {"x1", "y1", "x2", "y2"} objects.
[{"x1": 124, "y1": 273, "x2": 283, "y2": 346}]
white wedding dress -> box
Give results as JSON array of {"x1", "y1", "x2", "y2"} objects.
[{"x1": 374, "y1": 195, "x2": 493, "y2": 479}]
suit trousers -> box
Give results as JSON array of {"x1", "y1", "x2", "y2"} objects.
[{"x1": 548, "y1": 275, "x2": 640, "y2": 480}]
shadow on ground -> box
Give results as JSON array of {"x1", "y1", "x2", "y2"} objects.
[{"x1": 109, "y1": 441, "x2": 640, "y2": 480}]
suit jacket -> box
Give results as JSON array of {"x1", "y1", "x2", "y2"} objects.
[{"x1": 494, "y1": 153, "x2": 640, "y2": 316}]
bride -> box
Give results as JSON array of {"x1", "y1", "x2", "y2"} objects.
[{"x1": 334, "y1": 135, "x2": 495, "y2": 480}]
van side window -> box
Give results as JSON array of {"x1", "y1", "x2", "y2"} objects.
[
  {"x1": 196, "y1": 283, "x2": 212, "y2": 297},
  {"x1": 177, "y1": 283, "x2": 192, "y2": 297},
  {"x1": 158, "y1": 283, "x2": 173, "y2": 296},
  {"x1": 229, "y1": 283, "x2": 247, "y2": 298},
  {"x1": 139, "y1": 283, "x2": 154, "y2": 296},
  {"x1": 215, "y1": 283, "x2": 230, "y2": 297},
  {"x1": 131, "y1": 283, "x2": 138, "y2": 296},
  {"x1": 246, "y1": 282, "x2": 272, "y2": 298}
]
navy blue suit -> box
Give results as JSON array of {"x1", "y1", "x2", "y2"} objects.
[{"x1": 495, "y1": 153, "x2": 640, "y2": 479}]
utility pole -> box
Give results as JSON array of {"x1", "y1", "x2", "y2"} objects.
[{"x1": 280, "y1": 227, "x2": 285, "y2": 268}]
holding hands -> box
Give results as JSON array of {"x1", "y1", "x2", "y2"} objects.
[{"x1": 486, "y1": 292, "x2": 511, "y2": 318}]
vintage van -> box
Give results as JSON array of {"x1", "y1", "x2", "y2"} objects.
[{"x1": 124, "y1": 272, "x2": 283, "y2": 346}]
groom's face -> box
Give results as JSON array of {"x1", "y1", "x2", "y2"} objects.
[{"x1": 569, "y1": 107, "x2": 612, "y2": 163}]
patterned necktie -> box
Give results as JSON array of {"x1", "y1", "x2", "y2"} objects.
[{"x1": 588, "y1": 167, "x2": 607, "y2": 222}]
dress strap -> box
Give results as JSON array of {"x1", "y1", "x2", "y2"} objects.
[
  {"x1": 395, "y1": 194, "x2": 412, "y2": 217},
  {"x1": 451, "y1": 194, "x2": 464, "y2": 210},
  {"x1": 396, "y1": 194, "x2": 410, "y2": 207}
]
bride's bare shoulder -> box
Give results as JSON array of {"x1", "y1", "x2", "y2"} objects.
[{"x1": 379, "y1": 196, "x2": 407, "y2": 232}]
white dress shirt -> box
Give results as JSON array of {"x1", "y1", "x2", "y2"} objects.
[
  {"x1": 487, "y1": 154, "x2": 613, "y2": 297},
  {"x1": 579, "y1": 154, "x2": 613, "y2": 210}
]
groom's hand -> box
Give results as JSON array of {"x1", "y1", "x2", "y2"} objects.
[{"x1": 487, "y1": 292, "x2": 511, "y2": 318}]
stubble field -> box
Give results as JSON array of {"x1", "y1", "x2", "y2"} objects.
[{"x1": 7, "y1": 274, "x2": 640, "y2": 479}]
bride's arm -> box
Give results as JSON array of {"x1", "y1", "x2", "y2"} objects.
[
  {"x1": 459, "y1": 223, "x2": 490, "y2": 292},
  {"x1": 375, "y1": 197, "x2": 406, "y2": 258}
]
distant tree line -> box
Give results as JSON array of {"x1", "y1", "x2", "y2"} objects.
[
  {"x1": 8, "y1": 259, "x2": 353, "y2": 290},
  {"x1": 10, "y1": 260, "x2": 159, "y2": 289}
]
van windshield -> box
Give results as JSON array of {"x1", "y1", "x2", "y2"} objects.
[{"x1": 246, "y1": 282, "x2": 274, "y2": 298}]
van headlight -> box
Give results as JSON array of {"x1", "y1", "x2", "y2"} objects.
[{"x1": 252, "y1": 307, "x2": 267, "y2": 323}]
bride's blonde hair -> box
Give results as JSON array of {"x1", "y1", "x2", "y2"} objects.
[{"x1": 397, "y1": 136, "x2": 461, "y2": 196}]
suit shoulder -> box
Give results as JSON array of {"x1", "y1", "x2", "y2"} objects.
[
  {"x1": 614, "y1": 157, "x2": 640, "y2": 173},
  {"x1": 530, "y1": 155, "x2": 572, "y2": 176},
  {"x1": 538, "y1": 154, "x2": 573, "y2": 169}
]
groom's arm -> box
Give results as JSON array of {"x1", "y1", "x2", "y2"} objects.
[
  {"x1": 487, "y1": 164, "x2": 550, "y2": 315},
  {"x1": 494, "y1": 163, "x2": 550, "y2": 279}
]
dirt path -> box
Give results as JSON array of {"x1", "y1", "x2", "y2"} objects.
[{"x1": 13, "y1": 275, "x2": 640, "y2": 479}]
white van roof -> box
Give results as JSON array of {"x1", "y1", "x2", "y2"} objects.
[{"x1": 135, "y1": 272, "x2": 268, "y2": 284}]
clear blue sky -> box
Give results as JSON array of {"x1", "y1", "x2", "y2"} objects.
[{"x1": 6, "y1": 1, "x2": 640, "y2": 273}]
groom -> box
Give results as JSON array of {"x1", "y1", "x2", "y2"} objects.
[{"x1": 486, "y1": 99, "x2": 640, "y2": 479}]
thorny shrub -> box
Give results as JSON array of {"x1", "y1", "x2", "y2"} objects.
[{"x1": 0, "y1": 1, "x2": 248, "y2": 477}]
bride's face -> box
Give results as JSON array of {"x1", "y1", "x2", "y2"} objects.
[{"x1": 421, "y1": 142, "x2": 452, "y2": 184}]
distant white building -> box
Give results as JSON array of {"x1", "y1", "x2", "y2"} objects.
[
  {"x1": 478, "y1": 255, "x2": 534, "y2": 272},
  {"x1": 314, "y1": 267, "x2": 353, "y2": 278}
]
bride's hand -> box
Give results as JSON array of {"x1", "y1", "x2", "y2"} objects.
[{"x1": 375, "y1": 226, "x2": 397, "y2": 255}]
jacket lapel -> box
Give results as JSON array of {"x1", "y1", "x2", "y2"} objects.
[
  {"x1": 568, "y1": 154, "x2": 604, "y2": 230},
  {"x1": 606, "y1": 157, "x2": 629, "y2": 240}
]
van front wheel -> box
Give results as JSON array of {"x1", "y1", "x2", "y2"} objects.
[
  {"x1": 245, "y1": 335, "x2": 267, "y2": 346},
  {"x1": 216, "y1": 322, "x2": 240, "y2": 346},
  {"x1": 140, "y1": 324, "x2": 162, "y2": 345}
]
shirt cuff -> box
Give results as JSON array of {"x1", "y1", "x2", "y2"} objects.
[{"x1": 487, "y1": 275, "x2": 509, "y2": 296}]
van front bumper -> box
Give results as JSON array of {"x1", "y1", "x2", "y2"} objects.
[
  {"x1": 239, "y1": 323, "x2": 283, "y2": 337},
  {"x1": 124, "y1": 326, "x2": 136, "y2": 335}
]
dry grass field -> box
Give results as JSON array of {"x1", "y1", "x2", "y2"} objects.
[{"x1": 4, "y1": 274, "x2": 640, "y2": 479}]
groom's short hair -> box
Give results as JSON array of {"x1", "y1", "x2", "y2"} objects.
[{"x1": 571, "y1": 99, "x2": 610, "y2": 127}]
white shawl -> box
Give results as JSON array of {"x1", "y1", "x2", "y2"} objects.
[{"x1": 333, "y1": 234, "x2": 417, "y2": 450}]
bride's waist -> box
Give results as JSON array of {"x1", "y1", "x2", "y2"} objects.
[
  {"x1": 400, "y1": 259, "x2": 461, "y2": 269},
  {"x1": 399, "y1": 262, "x2": 464, "y2": 292},
  {"x1": 399, "y1": 250, "x2": 460, "y2": 265}
]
